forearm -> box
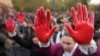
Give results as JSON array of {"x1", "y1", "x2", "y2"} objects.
[
  {"x1": 8, "y1": 31, "x2": 32, "y2": 49},
  {"x1": 38, "y1": 41, "x2": 50, "y2": 48}
]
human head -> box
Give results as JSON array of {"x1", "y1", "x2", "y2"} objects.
[{"x1": 61, "y1": 32, "x2": 76, "y2": 52}]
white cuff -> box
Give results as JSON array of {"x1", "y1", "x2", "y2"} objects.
[
  {"x1": 79, "y1": 40, "x2": 97, "y2": 55},
  {"x1": 79, "y1": 40, "x2": 96, "y2": 48},
  {"x1": 38, "y1": 41, "x2": 50, "y2": 48},
  {"x1": 8, "y1": 31, "x2": 17, "y2": 37},
  {"x1": 22, "y1": 22, "x2": 27, "y2": 27}
]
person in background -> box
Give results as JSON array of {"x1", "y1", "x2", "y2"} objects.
[
  {"x1": 4, "y1": 16, "x2": 45, "y2": 56},
  {"x1": 93, "y1": 32, "x2": 100, "y2": 45},
  {"x1": 33, "y1": 3, "x2": 100, "y2": 56},
  {"x1": 51, "y1": 24, "x2": 63, "y2": 44},
  {"x1": 0, "y1": 18, "x2": 7, "y2": 56},
  {"x1": 4, "y1": 2, "x2": 100, "y2": 56}
]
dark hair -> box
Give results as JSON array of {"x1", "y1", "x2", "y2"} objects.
[
  {"x1": 62, "y1": 30, "x2": 71, "y2": 37},
  {"x1": 68, "y1": 16, "x2": 75, "y2": 29},
  {"x1": 0, "y1": 33, "x2": 6, "y2": 45},
  {"x1": 93, "y1": 32, "x2": 100, "y2": 41},
  {"x1": 0, "y1": 19, "x2": 5, "y2": 29}
]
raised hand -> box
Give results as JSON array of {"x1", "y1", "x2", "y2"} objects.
[
  {"x1": 33, "y1": 7, "x2": 57, "y2": 43},
  {"x1": 17, "y1": 12, "x2": 25, "y2": 23},
  {"x1": 5, "y1": 18, "x2": 16, "y2": 32},
  {"x1": 65, "y1": 3, "x2": 94, "y2": 44}
]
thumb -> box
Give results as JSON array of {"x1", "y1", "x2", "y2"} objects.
[
  {"x1": 49, "y1": 25, "x2": 57, "y2": 36},
  {"x1": 65, "y1": 23, "x2": 75, "y2": 35},
  {"x1": 32, "y1": 26, "x2": 36, "y2": 32}
]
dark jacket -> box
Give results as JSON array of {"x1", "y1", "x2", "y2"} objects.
[
  {"x1": 0, "y1": 33, "x2": 6, "y2": 56},
  {"x1": 12, "y1": 34, "x2": 44, "y2": 56},
  {"x1": 12, "y1": 33, "x2": 100, "y2": 56}
]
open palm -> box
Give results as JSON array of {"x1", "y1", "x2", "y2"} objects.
[
  {"x1": 33, "y1": 7, "x2": 57, "y2": 43},
  {"x1": 65, "y1": 3, "x2": 94, "y2": 44}
]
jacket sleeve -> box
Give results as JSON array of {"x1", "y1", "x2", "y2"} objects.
[
  {"x1": 38, "y1": 41, "x2": 62, "y2": 56},
  {"x1": 79, "y1": 40, "x2": 97, "y2": 55},
  {"x1": 8, "y1": 31, "x2": 36, "y2": 49}
]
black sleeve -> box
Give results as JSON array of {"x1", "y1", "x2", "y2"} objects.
[
  {"x1": 12, "y1": 34, "x2": 36, "y2": 49},
  {"x1": 0, "y1": 33, "x2": 6, "y2": 45}
]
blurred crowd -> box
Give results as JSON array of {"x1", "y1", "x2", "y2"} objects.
[{"x1": 0, "y1": 10, "x2": 100, "y2": 56}]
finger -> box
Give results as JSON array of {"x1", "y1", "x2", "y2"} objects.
[
  {"x1": 17, "y1": 12, "x2": 25, "y2": 23},
  {"x1": 49, "y1": 25, "x2": 57, "y2": 37},
  {"x1": 77, "y1": 3, "x2": 83, "y2": 22},
  {"x1": 40, "y1": 7, "x2": 45, "y2": 24},
  {"x1": 41, "y1": 6, "x2": 46, "y2": 22},
  {"x1": 89, "y1": 11, "x2": 94, "y2": 25},
  {"x1": 82, "y1": 5, "x2": 88, "y2": 22},
  {"x1": 65, "y1": 23, "x2": 75, "y2": 35},
  {"x1": 36, "y1": 8, "x2": 42, "y2": 24},
  {"x1": 71, "y1": 7, "x2": 78, "y2": 25},
  {"x1": 32, "y1": 26, "x2": 36, "y2": 32},
  {"x1": 46, "y1": 9, "x2": 51, "y2": 29}
]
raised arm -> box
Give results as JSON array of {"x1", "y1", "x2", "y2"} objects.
[
  {"x1": 65, "y1": 3, "x2": 97, "y2": 55},
  {"x1": 33, "y1": 7, "x2": 57, "y2": 44},
  {"x1": 5, "y1": 18, "x2": 33, "y2": 49}
]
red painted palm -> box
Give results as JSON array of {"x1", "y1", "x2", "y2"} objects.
[
  {"x1": 33, "y1": 7, "x2": 57, "y2": 43},
  {"x1": 65, "y1": 3, "x2": 94, "y2": 44}
]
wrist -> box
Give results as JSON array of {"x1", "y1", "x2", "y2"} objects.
[
  {"x1": 38, "y1": 41, "x2": 50, "y2": 47},
  {"x1": 79, "y1": 40, "x2": 96, "y2": 48},
  {"x1": 8, "y1": 30, "x2": 17, "y2": 37}
]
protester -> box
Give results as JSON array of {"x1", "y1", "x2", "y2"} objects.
[
  {"x1": 4, "y1": 2, "x2": 100, "y2": 56},
  {"x1": 33, "y1": 3, "x2": 100, "y2": 56}
]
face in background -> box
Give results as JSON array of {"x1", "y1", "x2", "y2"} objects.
[
  {"x1": 61, "y1": 36, "x2": 76, "y2": 52},
  {"x1": 96, "y1": 39, "x2": 100, "y2": 45},
  {"x1": 32, "y1": 37, "x2": 39, "y2": 45}
]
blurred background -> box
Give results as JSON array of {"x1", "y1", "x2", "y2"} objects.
[
  {"x1": 0, "y1": 0, "x2": 100, "y2": 56},
  {"x1": 0, "y1": 0, "x2": 100, "y2": 12}
]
